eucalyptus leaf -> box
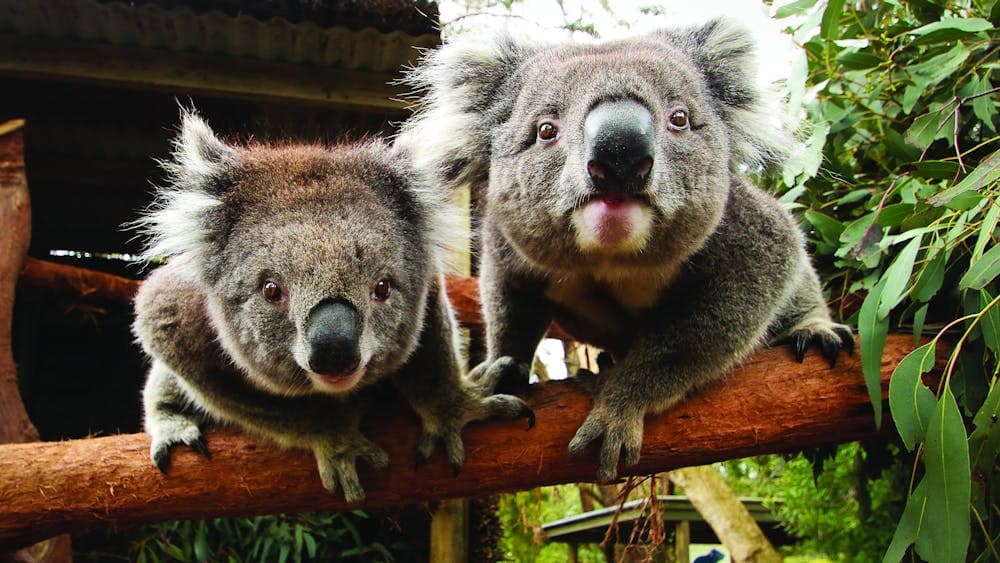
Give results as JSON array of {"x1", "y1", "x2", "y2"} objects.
[
  {"x1": 888, "y1": 341, "x2": 937, "y2": 450},
  {"x1": 973, "y1": 201, "x2": 1000, "y2": 261},
  {"x1": 882, "y1": 478, "x2": 928, "y2": 562},
  {"x1": 878, "y1": 235, "x2": 921, "y2": 319},
  {"x1": 929, "y1": 150, "x2": 1000, "y2": 207},
  {"x1": 979, "y1": 289, "x2": 1000, "y2": 353},
  {"x1": 859, "y1": 277, "x2": 890, "y2": 427},
  {"x1": 968, "y1": 378, "x2": 1000, "y2": 476},
  {"x1": 922, "y1": 388, "x2": 971, "y2": 562},
  {"x1": 960, "y1": 242, "x2": 1000, "y2": 289},
  {"x1": 912, "y1": 247, "x2": 947, "y2": 302},
  {"x1": 820, "y1": 0, "x2": 845, "y2": 39}
]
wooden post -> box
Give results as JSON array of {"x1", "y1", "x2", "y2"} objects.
[
  {"x1": 675, "y1": 520, "x2": 690, "y2": 562},
  {"x1": 430, "y1": 499, "x2": 470, "y2": 563},
  {"x1": 0, "y1": 120, "x2": 72, "y2": 561}
]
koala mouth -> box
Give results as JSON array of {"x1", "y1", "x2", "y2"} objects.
[
  {"x1": 310, "y1": 364, "x2": 365, "y2": 393},
  {"x1": 573, "y1": 193, "x2": 653, "y2": 250}
]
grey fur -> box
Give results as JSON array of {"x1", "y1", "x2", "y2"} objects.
[
  {"x1": 398, "y1": 18, "x2": 852, "y2": 483},
  {"x1": 133, "y1": 111, "x2": 532, "y2": 503}
]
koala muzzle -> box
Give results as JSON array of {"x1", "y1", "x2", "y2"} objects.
[
  {"x1": 584, "y1": 100, "x2": 655, "y2": 194},
  {"x1": 304, "y1": 299, "x2": 362, "y2": 376}
]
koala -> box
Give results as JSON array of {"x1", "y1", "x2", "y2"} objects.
[
  {"x1": 398, "y1": 18, "x2": 853, "y2": 483},
  {"x1": 132, "y1": 111, "x2": 533, "y2": 503}
]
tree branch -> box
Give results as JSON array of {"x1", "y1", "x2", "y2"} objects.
[{"x1": 0, "y1": 334, "x2": 934, "y2": 550}]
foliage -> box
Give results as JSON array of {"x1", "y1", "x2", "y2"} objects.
[
  {"x1": 497, "y1": 485, "x2": 606, "y2": 563},
  {"x1": 78, "y1": 511, "x2": 411, "y2": 562},
  {"x1": 723, "y1": 443, "x2": 909, "y2": 562},
  {"x1": 768, "y1": 0, "x2": 1000, "y2": 560}
]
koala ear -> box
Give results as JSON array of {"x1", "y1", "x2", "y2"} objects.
[
  {"x1": 658, "y1": 18, "x2": 792, "y2": 169},
  {"x1": 397, "y1": 32, "x2": 533, "y2": 193},
  {"x1": 135, "y1": 109, "x2": 239, "y2": 263}
]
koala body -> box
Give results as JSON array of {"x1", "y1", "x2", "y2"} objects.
[
  {"x1": 133, "y1": 112, "x2": 532, "y2": 502},
  {"x1": 399, "y1": 19, "x2": 852, "y2": 482}
]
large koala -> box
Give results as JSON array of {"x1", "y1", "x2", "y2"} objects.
[
  {"x1": 398, "y1": 18, "x2": 853, "y2": 482},
  {"x1": 132, "y1": 111, "x2": 533, "y2": 503}
]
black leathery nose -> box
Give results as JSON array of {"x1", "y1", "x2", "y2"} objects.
[
  {"x1": 304, "y1": 299, "x2": 362, "y2": 376},
  {"x1": 584, "y1": 99, "x2": 655, "y2": 192}
]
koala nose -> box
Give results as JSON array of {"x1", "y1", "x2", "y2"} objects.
[
  {"x1": 304, "y1": 299, "x2": 361, "y2": 376},
  {"x1": 584, "y1": 99, "x2": 655, "y2": 193}
]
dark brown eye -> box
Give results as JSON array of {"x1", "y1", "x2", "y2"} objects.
[
  {"x1": 372, "y1": 279, "x2": 391, "y2": 301},
  {"x1": 669, "y1": 109, "x2": 689, "y2": 130},
  {"x1": 537, "y1": 122, "x2": 559, "y2": 142},
  {"x1": 262, "y1": 280, "x2": 283, "y2": 303}
]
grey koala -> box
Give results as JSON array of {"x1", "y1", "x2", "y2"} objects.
[
  {"x1": 398, "y1": 18, "x2": 853, "y2": 483},
  {"x1": 132, "y1": 111, "x2": 533, "y2": 503}
]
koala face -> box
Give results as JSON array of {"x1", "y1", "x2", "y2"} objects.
[
  {"x1": 488, "y1": 38, "x2": 736, "y2": 274},
  {"x1": 142, "y1": 116, "x2": 444, "y2": 397},
  {"x1": 400, "y1": 18, "x2": 789, "y2": 277}
]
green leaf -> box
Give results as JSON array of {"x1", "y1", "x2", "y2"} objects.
[
  {"x1": 878, "y1": 235, "x2": 921, "y2": 319},
  {"x1": 929, "y1": 150, "x2": 1000, "y2": 207},
  {"x1": 913, "y1": 246, "x2": 947, "y2": 302},
  {"x1": 906, "y1": 109, "x2": 953, "y2": 150},
  {"x1": 960, "y1": 242, "x2": 1000, "y2": 289},
  {"x1": 908, "y1": 17, "x2": 993, "y2": 45},
  {"x1": 883, "y1": 478, "x2": 928, "y2": 563},
  {"x1": 912, "y1": 302, "x2": 928, "y2": 345},
  {"x1": 901, "y1": 43, "x2": 971, "y2": 113},
  {"x1": 968, "y1": 74, "x2": 997, "y2": 133},
  {"x1": 921, "y1": 387, "x2": 971, "y2": 562},
  {"x1": 805, "y1": 210, "x2": 844, "y2": 243},
  {"x1": 973, "y1": 201, "x2": 1000, "y2": 261},
  {"x1": 859, "y1": 277, "x2": 890, "y2": 427},
  {"x1": 194, "y1": 525, "x2": 210, "y2": 562},
  {"x1": 969, "y1": 378, "x2": 1000, "y2": 476},
  {"x1": 980, "y1": 289, "x2": 1000, "y2": 353},
  {"x1": 888, "y1": 341, "x2": 937, "y2": 450},
  {"x1": 776, "y1": 0, "x2": 820, "y2": 18},
  {"x1": 912, "y1": 160, "x2": 960, "y2": 180},
  {"x1": 877, "y1": 203, "x2": 915, "y2": 228},
  {"x1": 820, "y1": 0, "x2": 845, "y2": 39},
  {"x1": 838, "y1": 49, "x2": 882, "y2": 70},
  {"x1": 304, "y1": 533, "x2": 318, "y2": 559}
]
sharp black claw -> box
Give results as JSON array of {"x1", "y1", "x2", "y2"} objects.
[
  {"x1": 822, "y1": 340, "x2": 840, "y2": 368},
  {"x1": 793, "y1": 334, "x2": 808, "y2": 362},
  {"x1": 414, "y1": 454, "x2": 428, "y2": 470},
  {"x1": 154, "y1": 455, "x2": 170, "y2": 474},
  {"x1": 836, "y1": 328, "x2": 855, "y2": 355},
  {"x1": 524, "y1": 407, "x2": 536, "y2": 430},
  {"x1": 451, "y1": 463, "x2": 461, "y2": 477},
  {"x1": 189, "y1": 437, "x2": 210, "y2": 458}
]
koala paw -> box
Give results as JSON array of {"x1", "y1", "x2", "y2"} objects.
[
  {"x1": 417, "y1": 392, "x2": 535, "y2": 474},
  {"x1": 788, "y1": 321, "x2": 855, "y2": 368},
  {"x1": 468, "y1": 356, "x2": 530, "y2": 395},
  {"x1": 314, "y1": 436, "x2": 390, "y2": 504},
  {"x1": 568, "y1": 405, "x2": 644, "y2": 483},
  {"x1": 148, "y1": 415, "x2": 209, "y2": 474}
]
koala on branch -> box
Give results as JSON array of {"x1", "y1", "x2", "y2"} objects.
[
  {"x1": 399, "y1": 18, "x2": 852, "y2": 482},
  {"x1": 132, "y1": 111, "x2": 533, "y2": 503}
]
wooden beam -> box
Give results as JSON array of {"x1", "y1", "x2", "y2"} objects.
[
  {"x1": 0, "y1": 34, "x2": 410, "y2": 113},
  {"x1": 0, "y1": 334, "x2": 931, "y2": 550}
]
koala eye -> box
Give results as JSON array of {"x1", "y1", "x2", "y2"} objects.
[
  {"x1": 537, "y1": 121, "x2": 559, "y2": 143},
  {"x1": 261, "y1": 280, "x2": 285, "y2": 304},
  {"x1": 372, "y1": 279, "x2": 392, "y2": 302},
  {"x1": 668, "y1": 109, "x2": 690, "y2": 131}
]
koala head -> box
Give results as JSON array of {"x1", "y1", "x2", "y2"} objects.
[
  {"x1": 400, "y1": 18, "x2": 791, "y2": 274},
  {"x1": 140, "y1": 111, "x2": 459, "y2": 396}
]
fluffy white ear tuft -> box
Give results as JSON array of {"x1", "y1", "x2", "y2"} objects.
[{"x1": 133, "y1": 109, "x2": 239, "y2": 263}]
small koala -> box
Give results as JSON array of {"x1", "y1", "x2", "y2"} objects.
[
  {"x1": 398, "y1": 18, "x2": 852, "y2": 482},
  {"x1": 132, "y1": 111, "x2": 533, "y2": 503}
]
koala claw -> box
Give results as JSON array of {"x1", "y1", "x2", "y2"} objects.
[
  {"x1": 314, "y1": 438, "x2": 389, "y2": 504},
  {"x1": 149, "y1": 419, "x2": 207, "y2": 474},
  {"x1": 469, "y1": 356, "x2": 530, "y2": 395},
  {"x1": 787, "y1": 323, "x2": 855, "y2": 368},
  {"x1": 568, "y1": 407, "x2": 643, "y2": 483}
]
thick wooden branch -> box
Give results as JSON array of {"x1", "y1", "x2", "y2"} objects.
[{"x1": 0, "y1": 334, "x2": 933, "y2": 549}]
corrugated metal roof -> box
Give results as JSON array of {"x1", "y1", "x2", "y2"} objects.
[{"x1": 0, "y1": 0, "x2": 439, "y2": 72}]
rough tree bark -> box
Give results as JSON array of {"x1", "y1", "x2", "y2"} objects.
[
  {"x1": 668, "y1": 465, "x2": 782, "y2": 563},
  {"x1": 0, "y1": 334, "x2": 933, "y2": 550},
  {"x1": 0, "y1": 121, "x2": 72, "y2": 562}
]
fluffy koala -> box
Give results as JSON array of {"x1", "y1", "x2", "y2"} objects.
[
  {"x1": 132, "y1": 111, "x2": 533, "y2": 503},
  {"x1": 398, "y1": 18, "x2": 852, "y2": 482}
]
